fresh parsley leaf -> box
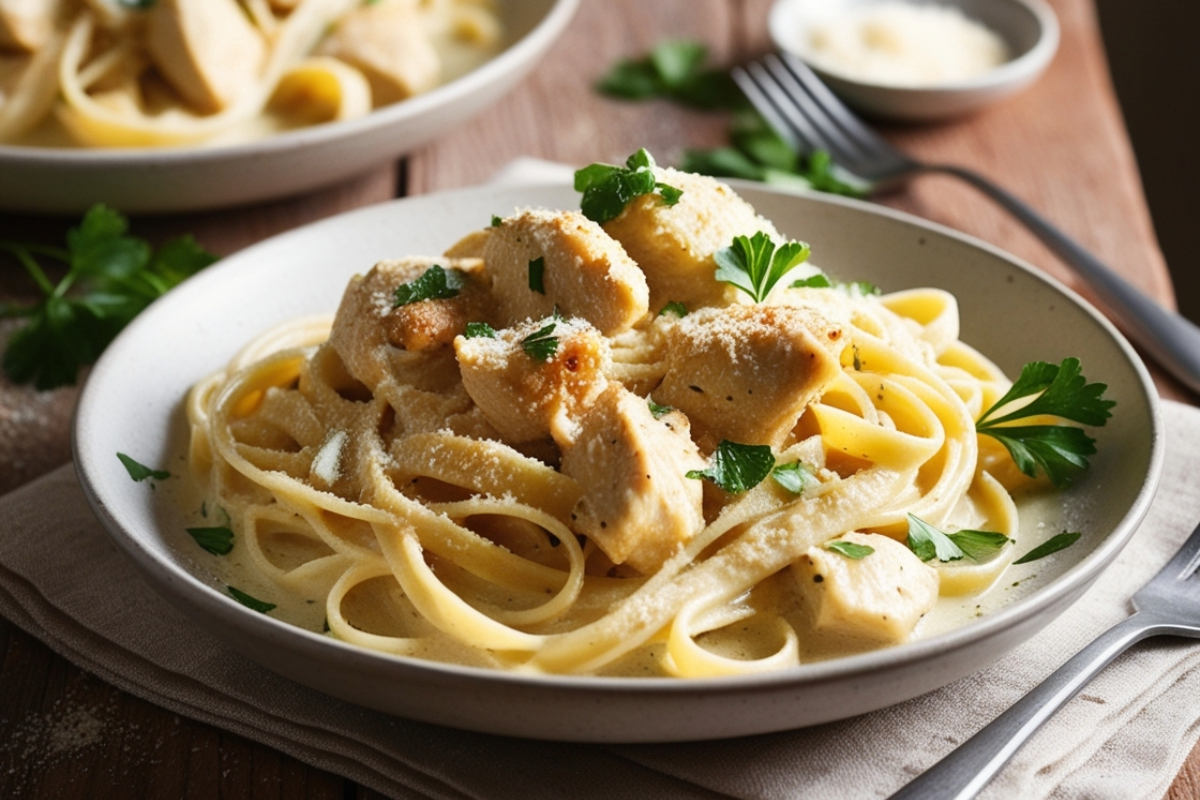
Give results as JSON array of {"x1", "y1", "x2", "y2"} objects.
[
  {"x1": 521, "y1": 322, "x2": 559, "y2": 362},
  {"x1": 464, "y1": 321, "x2": 496, "y2": 339},
  {"x1": 227, "y1": 586, "x2": 276, "y2": 614},
  {"x1": 906, "y1": 515, "x2": 966, "y2": 562},
  {"x1": 681, "y1": 111, "x2": 867, "y2": 198},
  {"x1": 648, "y1": 399, "x2": 673, "y2": 418},
  {"x1": 946, "y1": 529, "x2": 1010, "y2": 561},
  {"x1": 976, "y1": 358, "x2": 1114, "y2": 487},
  {"x1": 186, "y1": 526, "x2": 234, "y2": 556},
  {"x1": 659, "y1": 301, "x2": 687, "y2": 317},
  {"x1": 491, "y1": 214, "x2": 503, "y2": 227},
  {"x1": 790, "y1": 274, "x2": 833, "y2": 289},
  {"x1": 1013, "y1": 531, "x2": 1082, "y2": 564},
  {"x1": 528, "y1": 256, "x2": 546, "y2": 294},
  {"x1": 392, "y1": 265, "x2": 463, "y2": 307},
  {"x1": 1, "y1": 205, "x2": 216, "y2": 390},
  {"x1": 771, "y1": 460, "x2": 811, "y2": 495},
  {"x1": 714, "y1": 231, "x2": 811, "y2": 303},
  {"x1": 117, "y1": 452, "x2": 170, "y2": 482},
  {"x1": 907, "y1": 515, "x2": 1011, "y2": 562},
  {"x1": 826, "y1": 540, "x2": 874, "y2": 560},
  {"x1": 596, "y1": 40, "x2": 742, "y2": 110},
  {"x1": 686, "y1": 440, "x2": 775, "y2": 494},
  {"x1": 574, "y1": 149, "x2": 682, "y2": 223}
]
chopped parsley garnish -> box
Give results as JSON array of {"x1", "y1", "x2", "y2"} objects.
[
  {"x1": 771, "y1": 460, "x2": 812, "y2": 495},
  {"x1": 975, "y1": 358, "x2": 1115, "y2": 487},
  {"x1": 392, "y1": 264, "x2": 463, "y2": 307},
  {"x1": 117, "y1": 453, "x2": 170, "y2": 482},
  {"x1": 790, "y1": 274, "x2": 832, "y2": 289},
  {"x1": 227, "y1": 586, "x2": 276, "y2": 614},
  {"x1": 521, "y1": 322, "x2": 559, "y2": 362},
  {"x1": 464, "y1": 321, "x2": 496, "y2": 339},
  {"x1": 491, "y1": 214, "x2": 503, "y2": 227},
  {"x1": 648, "y1": 399, "x2": 673, "y2": 418},
  {"x1": 826, "y1": 540, "x2": 874, "y2": 560},
  {"x1": 596, "y1": 40, "x2": 741, "y2": 109},
  {"x1": 659, "y1": 301, "x2": 688, "y2": 317},
  {"x1": 686, "y1": 440, "x2": 775, "y2": 494},
  {"x1": 906, "y1": 514, "x2": 1010, "y2": 563},
  {"x1": 1013, "y1": 531, "x2": 1081, "y2": 565},
  {"x1": 528, "y1": 256, "x2": 546, "y2": 294},
  {"x1": 186, "y1": 526, "x2": 234, "y2": 556},
  {"x1": 574, "y1": 148, "x2": 682, "y2": 224},
  {"x1": 714, "y1": 231, "x2": 811, "y2": 303},
  {"x1": 1, "y1": 204, "x2": 216, "y2": 390}
]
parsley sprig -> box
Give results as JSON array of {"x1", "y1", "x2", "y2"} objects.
[
  {"x1": 906, "y1": 515, "x2": 1010, "y2": 563},
  {"x1": 687, "y1": 440, "x2": 775, "y2": 494},
  {"x1": 976, "y1": 358, "x2": 1115, "y2": 487},
  {"x1": 1013, "y1": 531, "x2": 1081, "y2": 564},
  {"x1": 393, "y1": 265, "x2": 463, "y2": 307},
  {"x1": 714, "y1": 231, "x2": 811, "y2": 302},
  {"x1": 596, "y1": 40, "x2": 741, "y2": 109},
  {"x1": 574, "y1": 149, "x2": 682, "y2": 224},
  {"x1": 521, "y1": 321, "x2": 559, "y2": 362},
  {"x1": 1, "y1": 205, "x2": 216, "y2": 390}
]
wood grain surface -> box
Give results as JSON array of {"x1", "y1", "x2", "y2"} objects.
[{"x1": 1, "y1": 0, "x2": 1194, "y2": 796}]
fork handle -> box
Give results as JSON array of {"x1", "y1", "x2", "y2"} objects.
[
  {"x1": 927, "y1": 164, "x2": 1200, "y2": 395},
  {"x1": 886, "y1": 612, "x2": 1172, "y2": 800}
]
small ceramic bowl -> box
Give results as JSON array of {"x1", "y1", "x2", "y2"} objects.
[{"x1": 768, "y1": 0, "x2": 1059, "y2": 121}]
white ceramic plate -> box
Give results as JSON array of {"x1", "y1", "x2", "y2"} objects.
[
  {"x1": 0, "y1": 0, "x2": 578, "y2": 215},
  {"x1": 73, "y1": 182, "x2": 1162, "y2": 743},
  {"x1": 768, "y1": 0, "x2": 1059, "y2": 121}
]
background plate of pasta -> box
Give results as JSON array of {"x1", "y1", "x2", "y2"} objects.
[
  {"x1": 73, "y1": 167, "x2": 1162, "y2": 742},
  {"x1": 0, "y1": 0, "x2": 577, "y2": 213}
]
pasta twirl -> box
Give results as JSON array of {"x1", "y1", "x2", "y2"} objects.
[{"x1": 187, "y1": 171, "x2": 1070, "y2": 678}]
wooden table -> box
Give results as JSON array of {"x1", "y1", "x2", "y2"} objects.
[{"x1": 1, "y1": 0, "x2": 1194, "y2": 796}]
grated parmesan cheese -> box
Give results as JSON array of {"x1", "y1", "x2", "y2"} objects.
[
  {"x1": 802, "y1": 1, "x2": 1010, "y2": 87},
  {"x1": 312, "y1": 430, "x2": 347, "y2": 484}
]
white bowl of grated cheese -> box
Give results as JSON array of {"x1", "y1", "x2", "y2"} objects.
[{"x1": 768, "y1": 0, "x2": 1059, "y2": 121}]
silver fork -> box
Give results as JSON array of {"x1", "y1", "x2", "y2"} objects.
[
  {"x1": 733, "y1": 52, "x2": 1200, "y2": 396},
  {"x1": 883, "y1": 516, "x2": 1200, "y2": 799}
]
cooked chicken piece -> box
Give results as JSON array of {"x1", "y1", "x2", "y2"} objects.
[
  {"x1": 560, "y1": 384, "x2": 706, "y2": 574},
  {"x1": 653, "y1": 305, "x2": 844, "y2": 450},
  {"x1": 328, "y1": 256, "x2": 488, "y2": 392},
  {"x1": 443, "y1": 227, "x2": 491, "y2": 259},
  {"x1": 317, "y1": 0, "x2": 440, "y2": 105},
  {"x1": 144, "y1": 0, "x2": 267, "y2": 114},
  {"x1": 0, "y1": 0, "x2": 65, "y2": 53},
  {"x1": 454, "y1": 316, "x2": 611, "y2": 445},
  {"x1": 485, "y1": 210, "x2": 649, "y2": 336},
  {"x1": 793, "y1": 532, "x2": 938, "y2": 644},
  {"x1": 602, "y1": 168, "x2": 781, "y2": 313}
]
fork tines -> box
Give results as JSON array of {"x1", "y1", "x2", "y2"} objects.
[{"x1": 732, "y1": 53, "x2": 888, "y2": 167}]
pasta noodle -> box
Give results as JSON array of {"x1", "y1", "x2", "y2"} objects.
[
  {"x1": 0, "y1": 0, "x2": 501, "y2": 147},
  {"x1": 187, "y1": 171, "x2": 1065, "y2": 678}
]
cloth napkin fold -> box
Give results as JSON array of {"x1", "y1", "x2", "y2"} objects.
[{"x1": 1, "y1": 400, "x2": 1197, "y2": 800}]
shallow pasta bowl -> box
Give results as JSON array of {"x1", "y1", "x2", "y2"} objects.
[
  {"x1": 72, "y1": 181, "x2": 1161, "y2": 742},
  {"x1": 0, "y1": 0, "x2": 578, "y2": 215}
]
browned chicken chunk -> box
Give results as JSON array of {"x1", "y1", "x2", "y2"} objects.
[
  {"x1": 454, "y1": 316, "x2": 611, "y2": 445},
  {"x1": 484, "y1": 209, "x2": 649, "y2": 335},
  {"x1": 560, "y1": 384, "x2": 706, "y2": 574},
  {"x1": 317, "y1": 0, "x2": 440, "y2": 105},
  {"x1": 654, "y1": 304, "x2": 844, "y2": 449},
  {"x1": 602, "y1": 168, "x2": 781, "y2": 313}
]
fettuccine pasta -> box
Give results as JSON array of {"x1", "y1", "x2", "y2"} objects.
[{"x1": 186, "y1": 169, "x2": 1072, "y2": 678}]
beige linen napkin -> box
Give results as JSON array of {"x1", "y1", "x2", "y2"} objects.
[{"x1": 0, "y1": 399, "x2": 1197, "y2": 800}]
